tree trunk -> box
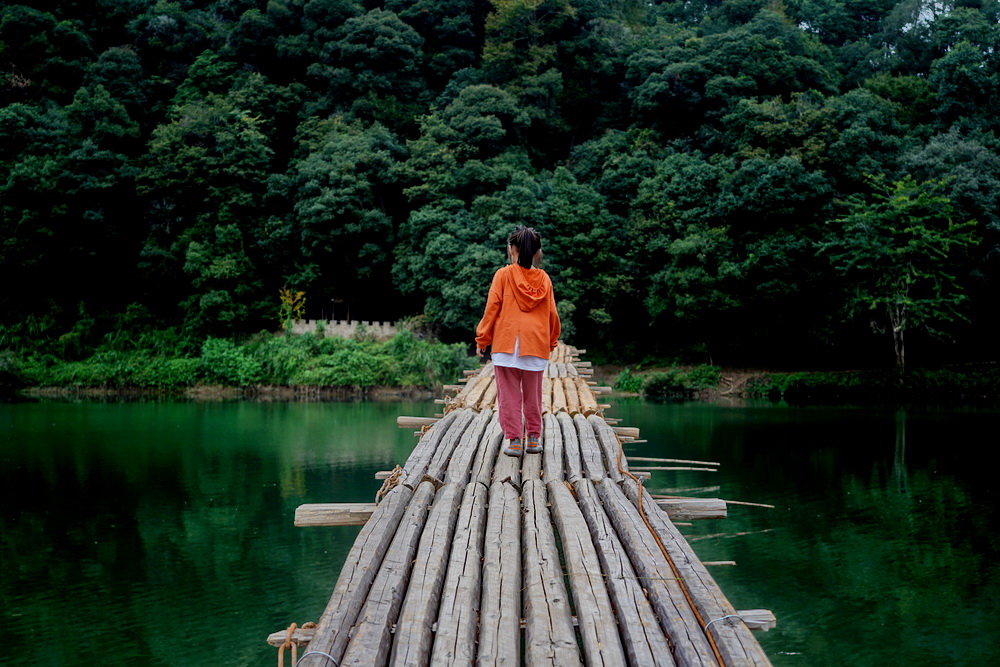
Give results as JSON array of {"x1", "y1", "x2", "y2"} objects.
[{"x1": 889, "y1": 303, "x2": 906, "y2": 377}]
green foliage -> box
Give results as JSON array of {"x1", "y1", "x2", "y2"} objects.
[
  {"x1": 821, "y1": 175, "x2": 979, "y2": 372},
  {"x1": 613, "y1": 368, "x2": 643, "y2": 393},
  {"x1": 643, "y1": 365, "x2": 721, "y2": 400},
  {"x1": 277, "y1": 287, "x2": 306, "y2": 332},
  {"x1": 0, "y1": 350, "x2": 27, "y2": 390},
  {"x1": 2, "y1": 0, "x2": 999, "y2": 371},
  {"x1": 747, "y1": 365, "x2": 1000, "y2": 402},
  {"x1": 200, "y1": 337, "x2": 264, "y2": 385}
]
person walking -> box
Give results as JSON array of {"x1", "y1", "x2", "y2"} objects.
[{"x1": 475, "y1": 226, "x2": 561, "y2": 457}]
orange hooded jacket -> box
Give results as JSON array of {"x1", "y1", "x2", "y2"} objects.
[{"x1": 475, "y1": 264, "x2": 560, "y2": 359}]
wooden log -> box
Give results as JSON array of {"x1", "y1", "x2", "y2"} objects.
[
  {"x1": 471, "y1": 418, "x2": 502, "y2": 488},
  {"x1": 564, "y1": 377, "x2": 581, "y2": 416},
  {"x1": 630, "y1": 467, "x2": 718, "y2": 473},
  {"x1": 588, "y1": 415, "x2": 625, "y2": 482},
  {"x1": 493, "y1": 439, "x2": 522, "y2": 489},
  {"x1": 396, "y1": 416, "x2": 439, "y2": 429},
  {"x1": 445, "y1": 408, "x2": 494, "y2": 486},
  {"x1": 651, "y1": 486, "x2": 722, "y2": 496},
  {"x1": 295, "y1": 503, "x2": 375, "y2": 526},
  {"x1": 571, "y1": 480, "x2": 675, "y2": 666},
  {"x1": 541, "y1": 376, "x2": 553, "y2": 414},
  {"x1": 266, "y1": 626, "x2": 315, "y2": 648},
  {"x1": 477, "y1": 480, "x2": 523, "y2": 666},
  {"x1": 418, "y1": 408, "x2": 476, "y2": 486},
  {"x1": 612, "y1": 426, "x2": 640, "y2": 439},
  {"x1": 552, "y1": 376, "x2": 568, "y2": 414},
  {"x1": 341, "y1": 482, "x2": 436, "y2": 667},
  {"x1": 521, "y1": 436, "x2": 543, "y2": 481},
  {"x1": 576, "y1": 377, "x2": 599, "y2": 416},
  {"x1": 736, "y1": 610, "x2": 777, "y2": 632},
  {"x1": 463, "y1": 374, "x2": 492, "y2": 413},
  {"x1": 541, "y1": 413, "x2": 563, "y2": 485},
  {"x1": 397, "y1": 410, "x2": 460, "y2": 485},
  {"x1": 452, "y1": 364, "x2": 492, "y2": 409},
  {"x1": 629, "y1": 457, "x2": 721, "y2": 466},
  {"x1": 389, "y1": 483, "x2": 466, "y2": 667},
  {"x1": 558, "y1": 412, "x2": 583, "y2": 484},
  {"x1": 522, "y1": 479, "x2": 580, "y2": 666},
  {"x1": 593, "y1": 386, "x2": 612, "y2": 393},
  {"x1": 595, "y1": 478, "x2": 717, "y2": 667},
  {"x1": 573, "y1": 361, "x2": 593, "y2": 367},
  {"x1": 547, "y1": 481, "x2": 627, "y2": 666},
  {"x1": 430, "y1": 482, "x2": 489, "y2": 664},
  {"x1": 621, "y1": 478, "x2": 771, "y2": 666},
  {"x1": 299, "y1": 485, "x2": 415, "y2": 666},
  {"x1": 464, "y1": 369, "x2": 479, "y2": 376},
  {"x1": 477, "y1": 379, "x2": 498, "y2": 412},
  {"x1": 655, "y1": 498, "x2": 727, "y2": 521},
  {"x1": 293, "y1": 496, "x2": 726, "y2": 526},
  {"x1": 566, "y1": 363, "x2": 579, "y2": 377},
  {"x1": 573, "y1": 413, "x2": 606, "y2": 482}
]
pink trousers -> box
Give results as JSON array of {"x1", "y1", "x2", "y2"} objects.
[{"x1": 493, "y1": 366, "x2": 543, "y2": 440}]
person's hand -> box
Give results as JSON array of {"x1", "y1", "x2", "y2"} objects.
[{"x1": 476, "y1": 347, "x2": 484, "y2": 358}]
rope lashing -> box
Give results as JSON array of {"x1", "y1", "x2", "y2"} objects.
[
  {"x1": 278, "y1": 622, "x2": 317, "y2": 667},
  {"x1": 374, "y1": 464, "x2": 404, "y2": 505},
  {"x1": 615, "y1": 430, "x2": 729, "y2": 666}
]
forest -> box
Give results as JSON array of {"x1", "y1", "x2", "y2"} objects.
[{"x1": 1, "y1": 0, "x2": 998, "y2": 382}]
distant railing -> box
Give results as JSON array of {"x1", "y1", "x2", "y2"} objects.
[{"x1": 290, "y1": 319, "x2": 397, "y2": 340}]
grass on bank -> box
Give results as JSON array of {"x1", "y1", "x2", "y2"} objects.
[
  {"x1": 3, "y1": 329, "x2": 477, "y2": 391},
  {"x1": 614, "y1": 364, "x2": 1000, "y2": 402}
]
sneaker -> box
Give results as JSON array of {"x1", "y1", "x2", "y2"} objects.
[
  {"x1": 526, "y1": 433, "x2": 542, "y2": 454},
  {"x1": 502, "y1": 438, "x2": 523, "y2": 458}
]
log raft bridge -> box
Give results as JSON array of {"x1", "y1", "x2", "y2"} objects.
[{"x1": 269, "y1": 343, "x2": 775, "y2": 666}]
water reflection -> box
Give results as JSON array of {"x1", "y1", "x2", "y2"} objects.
[
  {"x1": 617, "y1": 400, "x2": 1000, "y2": 667},
  {"x1": 2, "y1": 400, "x2": 998, "y2": 666},
  {"x1": 1, "y1": 401, "x2": 434, "y2": 666}
]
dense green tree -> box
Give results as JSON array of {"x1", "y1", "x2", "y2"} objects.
[
  {"x1": 393, "y1": 206, "x2": 506, "y2": 332},
  {"x1": 263, "y1": 118, "x2": 405, "y2": 313},
  {"x1": 2, "y1": 0, "x2": 998, "y2": 368},
  {"x1": 401, "y1": 84, "x2": 531, "y2": 208},
  {"x1": 386, "y1": 0, "x2": 487, "y2": 84},
  {"x1": 137, "y1": 92, "x2": 274, "y2": 321},
  {"x1": 308, "y1": 7, "x2": 427, "y2": 127},
  {"x1": 821, "y1": 176, "x2": 979, "y2": 373},
  {"x1": 83, "y1": 47, "x2": 150, "y2": 121},
  {"x1": 182, "y1": 224, "x2": 264, "y2": 335},
  {"x1": 929, "y1": 40, "x2": 998, "y2": 131},
  {"x1": 626, "y1": 10, "x2": 839, "y2": 138},
  {"x1": 0, "y1": 5, "x2": 93, "y2": 103}
]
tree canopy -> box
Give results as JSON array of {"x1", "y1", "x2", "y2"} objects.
[{"x1": 2, "y1": 0, "x2": 998, "y2": 368}]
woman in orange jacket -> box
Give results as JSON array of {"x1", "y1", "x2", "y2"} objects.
[{"x1": 475, "y1": 226, "x2": 560, "y2": 457}]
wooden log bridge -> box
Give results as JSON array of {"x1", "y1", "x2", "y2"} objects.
[{"x1": 271, "y1": 343, "x2": 773, "y2": 666}]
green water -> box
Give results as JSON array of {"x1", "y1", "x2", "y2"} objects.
[{"x1": 2, "y1": 399, "x2": 998, "y2": 666}]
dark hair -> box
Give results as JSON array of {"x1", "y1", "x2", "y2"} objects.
[{"x1": 507, "y1": 225, "x2": 541, "y2": 269}]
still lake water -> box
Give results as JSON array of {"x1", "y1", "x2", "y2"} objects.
[{"x1": 2, "y1": 398, "x2": 998, "y2": 666}]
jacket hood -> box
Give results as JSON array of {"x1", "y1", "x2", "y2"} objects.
[{"x1": 505, "y1": 264, "x2": 549, "y2": 312}]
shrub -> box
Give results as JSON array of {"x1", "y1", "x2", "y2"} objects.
[
  {"x1": 643, "y1": 365, "x2": 721, "y2": 400},
  {"x1": 0, "y1": 351, "x2": 27, "y2": 390},
  {"x1": 613, "y1": 368, "x2": 644, "y2": 393},
  {"x1": 200, "y1": 337, "x2": 264, "y2": 385}
]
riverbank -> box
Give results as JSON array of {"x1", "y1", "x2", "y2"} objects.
[
  {"x1": 21, "y1": 384, "x2": 437, "y2": 402},
  {"x1": 594, "y1": 362, "x2": 1000, "y2": 404}
]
